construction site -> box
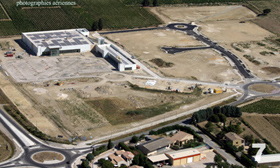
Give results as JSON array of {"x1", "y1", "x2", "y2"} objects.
[{"x1": 1, "y1": 5, "x2": 275, "y2": 140}]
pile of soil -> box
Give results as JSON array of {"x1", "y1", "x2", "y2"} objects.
[{"x1": 95, "y1": 86, "x2": 113, "y2": 95}]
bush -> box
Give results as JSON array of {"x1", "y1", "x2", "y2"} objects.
[
  {"x1": 86, "y1": 153, "x2": 94, "y2": 161},
  {"x1": 130, "y1": 136, "x2": 139, "y2": 143},
  {"x1": 118, "y1": 142, "x2": 131, "y2": 151}
]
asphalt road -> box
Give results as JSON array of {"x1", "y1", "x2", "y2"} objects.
[
  {"x1": 1, "y1": 23, "x2": 280, "y2": 168},
  {"x1": 230, "y1": 81, "x2": 280, "y2": 106},
  {"x1": 0, "y1": 108, "x2": 92, "y2": 168},
  {"x1": 165, "y1": 23, "x2": 254, "y2": 79},
  {"x1": 162, "y1": 46, "x2": 212, "y2": 53}
]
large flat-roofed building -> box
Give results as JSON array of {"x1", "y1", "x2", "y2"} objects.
[
  {"x1": 95, "y1": 38, "x2": 136, "y2": 71},
  {"x1": 165, "y1": 148, "x2": 201, "y2": 166},
  {"x1": 137, "y1": 137, "x2": 172, "y2": 156},
  {"x1": 22, "y1": 28, "x2": 91, "y2": 56}
]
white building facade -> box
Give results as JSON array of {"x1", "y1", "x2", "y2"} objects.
[{"x1": 22, "y1": 29, "x2": 91, "y2": 56}]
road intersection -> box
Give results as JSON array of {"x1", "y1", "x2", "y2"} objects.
[{"x1": 1, "y1": 23, "x2": 280, "y2": 167}]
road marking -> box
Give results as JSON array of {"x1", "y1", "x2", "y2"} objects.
[{"x1": 0, "y1": 113, "x2": 36, "y2": 147}]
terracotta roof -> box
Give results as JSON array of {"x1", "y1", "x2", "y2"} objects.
[
  {"x1": 122, "y1": 151, "x2": 134, "y2": 160},
  {"x1": 115, "y1": 150, "x2": 125, "y2": 156},
  {"x1": 167, "y1": 131, "x2": 193, "y2": 143},
  {"x1": 225, "y1": 132, "x2": 243, "y2": 141},
  {"x1": 109, "y1": 153, "x2": 126, "y2": 164}
]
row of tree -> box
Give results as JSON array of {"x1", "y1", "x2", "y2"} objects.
[
  {"x1": 81, "y1": 139, "x2": 114, "y2": 168},
  {"x1": 142, "y1": 0, "x2": 158, "y2": 7},
  {"x1": 191, "y1": 106, "x2": 242, "y2": 124},
  {"x1": 92, "y1": 18, "x2": 103, "y2": 31},
  {"x1": 149, "y1": 124, "x2": 203, "y2": 142}
]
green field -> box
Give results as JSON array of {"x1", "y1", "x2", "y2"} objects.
[
  {"x1": 249, "y1": 0, "x2": 280, "y2": 35},
  {"x1": 241, "y1": 99, "x2": 280, "y2": 114},
  {"x1": 0, "y1": 0, "x2": 161, "y2": 36},
  {"x1": 121, "y1": 0, "x2": 258, "y2": 5},
  {"x1": 0, "y1": 4, "x2": 8, "y2": 19}
]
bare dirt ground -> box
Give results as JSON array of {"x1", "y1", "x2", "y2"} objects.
[
  {"x1": 0, "y1": 131, "x2": 12, "y2": 162},
  {"x1": 32, "y1": 151, "x2": 64, "y2": 163},
  {"x1": 106, "y1": 29, "x2": 240, "y2": 83},
  {"x1": 149, "y1": 5, "x2": 280, "y2": 80},
  {"x1": 249, "y1": 84, "x2": 279, "y2": 93},
  {"x1": 148, "y1": 5, "x2": 256, "y2": 24},
  {"x1": 242, "y1": 113, "x2": 280, "y2": 151}
]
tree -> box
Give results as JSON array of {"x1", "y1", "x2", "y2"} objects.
[
  {"x1": 139, "y1": 134, "x2": 145, "y2": 140},
  {"x1": 263, "y1": 9, "x2": 271, "y2": 14},
  {"x1": 218, "y1": 113, "x2": 226, "y2": 124},
  {"x1": 86, "y1": 153, "x2": 94, "y2": 162},
  {"x1": 107, "y1": 139, "x2": 114, "y2": 149},
  {"x1": 214, "y1": 154, "x2": 223, "y2": 163},
  {"x1": 153, "y1": 0, "x2": 158, "y2": 6},
  {"x1": 102, "y1": 161, "x2": 114, "y2": 168},
  {"x1": 98, "y1": 18, "x2": 103, "y2": 30},
  {"x1": 81, "y1": 159, "x2": 89, "y2": 168},
  {"x1": 130, "y1": 136, "x2": 139, "y2": 143},
  {"x1": 142, "y1": 0, "x2": 149, "y2": 6},
  {"x1": 209, "y1": 114, "x2": 220, "y2": 123},
  {"x1": 92, "y1": 21, "x2": 98, "y2": 31},
  {"x1": 92, "y1": 147, "x2": 95, "y2": 154},
  {"x1": 132, "y1": 154, "x2": 140, "y2": 165},
  {"x1": 120, "y1": 164, "x2": 127, "y2": 168}
]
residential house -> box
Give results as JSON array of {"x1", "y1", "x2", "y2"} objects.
[{"x1": 225, "y1": 132, "x2": 245, "y2": 147}]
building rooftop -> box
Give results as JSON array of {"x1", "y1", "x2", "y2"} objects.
[
  {"x1": 22, "y1": 29, "x2": 90, "y2": 48},
  {"x1": 137, "y1": 137, "x2": 172, "y2": 155},
  {"x1": 165, "y1": 148, "x2": 200, "y2": 159},
  {"x1": 225, "y1": 132, "x2": 244, "y2": 141},
  {"x1": 167, "y1": 131, "x2": 193, "y2": 143},
  {"x1": 109, "y1": 153, "x2": 126, "y2": 164},
  {"x1": 115, "y1": 150, "x2": 125, "y2": 156},
  {"x1": 148, "y1": 154, "x2": 169, "y2": 163},
  {"x1": 122, "y1": 151, "x2": 134, "y2": 160}
]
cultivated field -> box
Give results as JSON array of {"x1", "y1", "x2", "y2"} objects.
[
  {"x1": 242, "y1": 113, "x2": 280, "y2": 151},
  {"x1": 249, "y1": 0, "x2": 280, "y2": 35},
  {"x1": 0, "y1": 0, "x2": 160, "y2": 36},
  {"x1": 106, "y1": 29, "x2": 240, "y2": 83},
  {"x1": 264, "y1": 116, "x2": 280, "y2": 132},
  {"x1": 148, "y1": 5, "x2": 256, "y2": 24},
  {"x1": 241, "y1": 98, "x2": 280, "y2": 114},
  {"x1": 0, "y1": 3, "x2": 8, "y2": 20}
]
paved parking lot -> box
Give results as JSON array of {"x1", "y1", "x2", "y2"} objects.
[{"x1": 3, "y1": 55, "x2": 112, "y2": 82}]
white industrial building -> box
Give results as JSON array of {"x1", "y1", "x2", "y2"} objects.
[
  {"x1": 95, "y1": 38, "x2": 136, "y2": 71},
  {"x1": 22, "y1": 28, "x2": 91, "y2": 56}
]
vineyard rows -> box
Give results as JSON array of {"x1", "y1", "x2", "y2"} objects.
[{"x1": 0, "y1": 0, "x2": 161, "y2": 36}]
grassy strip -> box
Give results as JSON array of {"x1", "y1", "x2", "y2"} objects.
[
  {"x1": 0, "y1": 130, "x2": 15, "y2": 162},
  {"x1": 241, "y1": 99, "x2": 280, "y2": 114},
  {"x1": 0, "y1": 88, "x2": 70, "y2": 144},
  {"x1": 211, "y1": 97, "x2": 237, "y2": 107}
]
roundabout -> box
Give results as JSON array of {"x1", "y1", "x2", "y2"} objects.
[{"x1": 31, "y1": 151, "x2": 65, "y2": 164}]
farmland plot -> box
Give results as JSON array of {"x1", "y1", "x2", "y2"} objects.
[
  {"x1": 0, "y1": 0, "x2": 161, "y2": 36},
  {"x1": 242, "y1": 113, "x2": 280, "y2": 151}
]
